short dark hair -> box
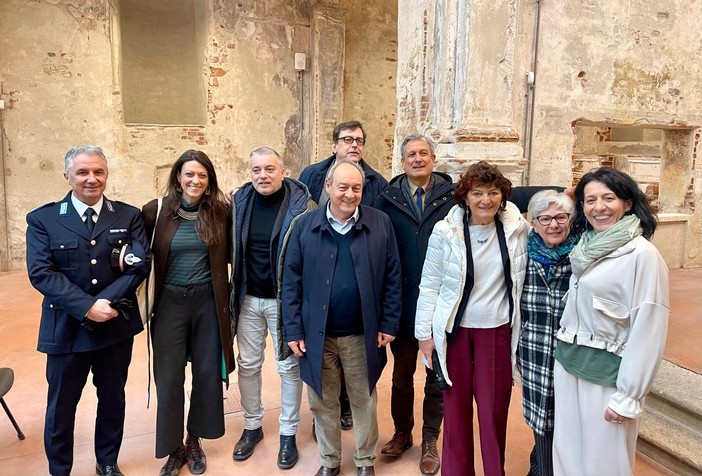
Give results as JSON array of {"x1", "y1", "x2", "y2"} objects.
[
  {"x1": 333, "y1": 121, "x2": 366, "y2": 142},
  {"x1": 574, "y1": 167, "x2": 657, "y2": 238},
  {"x1": 454, "y1": 161, "x2": 512, "y2": 211}
]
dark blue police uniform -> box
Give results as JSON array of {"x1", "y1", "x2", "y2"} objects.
[{"x1": 26, "y1": 191, "x2": 150, "y2": 476}]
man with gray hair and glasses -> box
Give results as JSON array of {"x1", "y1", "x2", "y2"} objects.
[{"x1": 26, "y1": 145, "x2": 151, "y2": 476}]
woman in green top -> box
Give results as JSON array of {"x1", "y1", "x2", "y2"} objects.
[
  {"x1": 142, "y1": 150, "x2": 235, "y2": 476},
  {"x1": 552, "y1": 167, "x2": 669, "y2": 476}
]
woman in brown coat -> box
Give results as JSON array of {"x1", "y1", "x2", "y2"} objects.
[{"x1": 142, "y1": 150, "x2": 235, "y2": 476}]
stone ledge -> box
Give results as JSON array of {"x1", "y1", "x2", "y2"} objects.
[{"x1": 651, "y1": 360, "x2": 702, "y2": 417}]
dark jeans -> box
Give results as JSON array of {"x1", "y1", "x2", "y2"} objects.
[{"x1": 389, "y1": 334, "x2": 443, "y2": 441}]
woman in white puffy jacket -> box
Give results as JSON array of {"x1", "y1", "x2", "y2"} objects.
[
  {"x1": 552, "y1": 167, "x2": 669, "y2": 476},
  {"x1": 416, "y1": 161, "x2": 528, "y2": 476}
]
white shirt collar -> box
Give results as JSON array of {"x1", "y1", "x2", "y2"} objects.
[
  {"x1": 326, "y1": 202, "x2": 359, "y2": 235},
  {"x1": 71, "y1": 193, "x2": 103, "y2": 219}
]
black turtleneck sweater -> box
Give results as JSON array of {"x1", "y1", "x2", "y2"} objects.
[{"x1": 246, "y1": 186, "x2": 285, "y2": 298}]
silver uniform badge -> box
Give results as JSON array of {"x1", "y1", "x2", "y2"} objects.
[{"x1": 124, "y1": 253, "x2": 142, "y2": 266}]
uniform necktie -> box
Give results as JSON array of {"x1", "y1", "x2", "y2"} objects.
[
  {"x1": 85, "y1": 208, "x2": 95, "y2": 234},
  {"x1": 416, "y1": 187, "x2": 424, "y2": 212}
]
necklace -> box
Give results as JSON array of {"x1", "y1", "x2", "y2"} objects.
[
  {"x1": 476, "y1": 238, "x2": 488, "y2": 244},
  {"x1": 176, "y1": 208, "x2": 198, "y2": 221}
]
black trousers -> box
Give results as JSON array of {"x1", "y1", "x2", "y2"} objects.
[
  {"x1": 152, "y1": 282, "x2": 224, "y2": 458},
  {"x1": 528, "y1": 430, "x2": 555, "y2": 476},
  {"x1": 389, "y1": 334, "x2": 444, "y2": 440},
  {"x1": 45, "y1": 337, "x2": 134, "y2": 476}
]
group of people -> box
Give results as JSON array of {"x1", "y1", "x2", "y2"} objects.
[{"x1": 25, "y1": 120, "x2": 669, "y2": 476}]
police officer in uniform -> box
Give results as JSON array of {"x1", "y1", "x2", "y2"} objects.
[{"x1": 26, "y1": 145, "x2": 151, "y2": 476}]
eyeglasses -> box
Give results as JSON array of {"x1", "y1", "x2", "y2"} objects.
[
  {"x1": 337, "y1": 136, "x2": 365, "y2": 146},
  {"x1": 535, "y1": 213, "x2": 571, "y2": 226}
]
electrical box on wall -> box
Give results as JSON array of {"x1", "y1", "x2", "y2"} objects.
[{"x1": 295, "y1": 53, "x2": 306, "y2": 71}]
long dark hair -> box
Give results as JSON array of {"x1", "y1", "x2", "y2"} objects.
[
  {"x1": 574, "y1": 167, "x2": 657, "y2": 239},
  {"x1": 454, "y1": 160, "x2": 512, "y2": 211},
  {"x1": 165, "y1": 150, "x2": 227, "y2": 244}
]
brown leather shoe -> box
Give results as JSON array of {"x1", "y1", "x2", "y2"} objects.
[
  {"x1": 380, "y1": 431, "x2": 413, "y2": 456},
  {"x1": 419, "y1": 439, "x2": 441, "y2": 475},
  {"x1": 314, "y1": 466, "x2": 341, "y2": 476},
  {"x1": 356, "y1": 466, "x2": 375, "y2": 476}
]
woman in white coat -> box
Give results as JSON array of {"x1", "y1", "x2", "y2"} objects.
[
  {"x1": 416, "y1": 161, "x2": 528, "y2": 476},
  {"x1": 552, "y1": 167, "x2": 669, "y2": 476}
]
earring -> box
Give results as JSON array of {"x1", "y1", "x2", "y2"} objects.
[
  {"x1": 205, "y1": 188, "x2": 211, "y2": 196},
  {"x1": 175, "y1": 184, "x2": 183, "y2": 193}
]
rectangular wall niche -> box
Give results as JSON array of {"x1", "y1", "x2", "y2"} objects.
[
  {"x1": 572, "y1": 124, "x2": 663, "y2": 212},
  {"x1": 120, "y1": 0, "x2": 207, "y2": 125}
]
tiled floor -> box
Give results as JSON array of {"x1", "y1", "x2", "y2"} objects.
[{"x1": 2, "y1": 269, "x2": 698, "y2": 476}]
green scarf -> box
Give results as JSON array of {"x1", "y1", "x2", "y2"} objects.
[{"x1": 570, "y1": 215, "x2": 642, "y2": 276}]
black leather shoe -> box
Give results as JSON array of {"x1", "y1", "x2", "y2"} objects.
[
  {"x1": 277, "y1": 434, "x2": 298, "y2": 469},
  {"x1": 96, "y1": 463, "x2": 124, "y2": 476},
  {"x1": 314, "y1": 466, "x2": 341, "y2": 476},
  {"x1": 159, "y1": 445, "x2": 186, "y2": 476},
  {"x1": 340, "y1": 410, "x2": 353, "y2": 430},
  {"x1": 357, "y1": 466, "x2": 375, "y2": 476},
  {"x1": 186, "y1": 434, "x2": 206, "y2": 474},
  {"x1": 232, "y1": 427, "x2": 264, "y2": 461}
]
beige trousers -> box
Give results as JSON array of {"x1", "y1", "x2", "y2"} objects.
[{"x1": 308, "y1": 335, "x2": 378, "y2": 468}]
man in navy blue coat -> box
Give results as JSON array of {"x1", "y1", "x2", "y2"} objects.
[
  {"x1": 26, "y1": 146, "x2": 151, "y2": 476},
  {"x1": 282, "y1": 160, "x2": 401, "y2": 476},
  {"x1": 298, "y1": 120, "x2": 389, "y2": 432}
]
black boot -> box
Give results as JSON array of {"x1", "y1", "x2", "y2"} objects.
[{"x1": 277, "y1": 434, "x2": 299, "y2": 469}]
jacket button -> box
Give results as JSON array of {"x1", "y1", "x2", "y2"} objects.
[
  {"x1": 90, "y1": 240, "x2": 96, "y2": 246},
  {"x1": 325, "y1": 280, "x2": 330, "y2": 285},
  {"x1": 59, "y1": 244, "x2": 65, "y2": 249},
  {"x1": 319, "y1": 331, "x2": 324, "y2": 336},
  {"x1": 322, "y1": 305, "x2": 327, "y2": 310},
  {"x1": 91, "y1": 278, "x2": 98, "y2": 284},
  {"x1": 330, "y1": 254, "x2": 335, "y2": 259},
  {"x1": 574, "y1": 283, "x2": 579, "y2": 288},
  {"x1": 49, "y1": 304, "x2": 54, "y2": 308},
  {"x1": 91, "y1": 259, "x2": 97, "y2": 265}
]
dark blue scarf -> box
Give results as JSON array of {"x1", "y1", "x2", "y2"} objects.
[{"x1": 527, "y1": 230, "x2": 578, "y2": 279}]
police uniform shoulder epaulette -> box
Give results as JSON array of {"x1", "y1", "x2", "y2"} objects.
[
  {"x1": 28, "y1": 201, "x2": 57, "y2": 213},
  {"x1": 111, "y1": 200, "x2": 140, "y2": 211}
]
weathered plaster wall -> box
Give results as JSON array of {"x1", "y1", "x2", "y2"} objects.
[
  {"x1": 395, "y1": 0, "x2": 701, "y2": 267},
  {"x1": 394, "y1": 0, "x2": 532, "y2": 183},
  {"x1": 1, "y1": 0, "x2": 368, "y2": 270},
  {"x1": 528, "y1": 1, "x2": 702, "y2": 186},
  {"x1": 527, "y1": 0, "x2": 702, "y2": 267},
  {"x1": 339, "y1": 0, "x2": 398, "y2": 176}
]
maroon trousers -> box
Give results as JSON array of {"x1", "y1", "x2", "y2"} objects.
[{"x1": 442, "y1": 324, "x2": 512, "y2": 476}]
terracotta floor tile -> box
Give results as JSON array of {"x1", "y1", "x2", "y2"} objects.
[{"x1": 1, "y1": 270, "x2": 692, "y2": 475}]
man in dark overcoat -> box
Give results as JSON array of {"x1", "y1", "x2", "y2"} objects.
[
  {"x1": 282, "y1": 160, "x2": 401, "y2": 476},
  {"x1": 371, "y1": 134, "x2": 453, "y2": 475},
  {"x1": 26, "y1": 145, "x2": 150, "y2": 476}
]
